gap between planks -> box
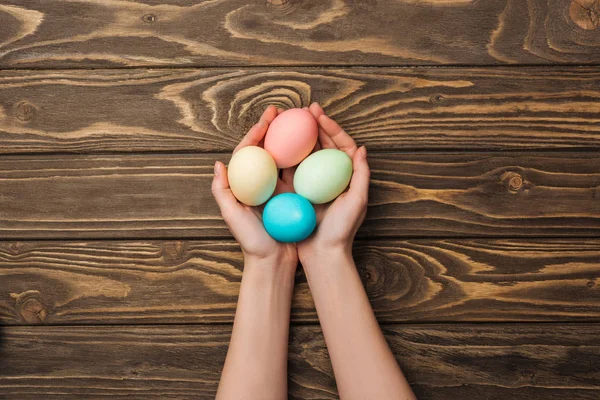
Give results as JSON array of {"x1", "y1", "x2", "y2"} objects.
[{"x1": 2, "y1": 63, "x2": 600, "y2": 72}]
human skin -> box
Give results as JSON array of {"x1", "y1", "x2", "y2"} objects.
[
  {"x1": 213, "y1": 105, "x2": 296, "y2": 400},
  {"x1": 213, "y1": 103, "x2": 416, "y2": 400},
  {"x1": 298, "y1": 103, "x2": 417, "y2": 400}
]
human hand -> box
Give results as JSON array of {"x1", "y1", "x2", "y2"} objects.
[
  {"x1": 212, "y1": 105, "x2": 298, "y2": 268},
  {"x1": 297, "y1": 103, "x2": 370, "y2": 266}
]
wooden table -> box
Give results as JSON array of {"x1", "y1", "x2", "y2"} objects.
[{"x1": 1, "y1": 1, "x2": 599, "y2": 398}]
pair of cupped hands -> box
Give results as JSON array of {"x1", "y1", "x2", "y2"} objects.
[{"x1": 212, "y1": 102, "x2": 370, "y2": 268}]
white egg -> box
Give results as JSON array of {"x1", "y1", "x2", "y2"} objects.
[{"x1": 227, "y1": 146, "x2": 278, "y2": 206}]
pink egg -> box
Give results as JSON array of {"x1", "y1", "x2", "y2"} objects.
[{"x1": 264, "y1": 108, "x2": 318, "y2": 168}]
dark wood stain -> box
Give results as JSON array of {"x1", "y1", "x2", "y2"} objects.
[
  {"x1": 0, "y1": 0, "x2": 599, "y2": 68},
  {"x1": 1, "y1": 324, "x2": 599, "y2": 399},
  {"x1": 1, "y1": 1, "x2": 599, "y2": 396},
  {"x1": 0, "y1": 67, "x2": 600, "y2": 153},
  {"x1": 0, "y1": 152, "x2": 598, "y2": 239},
  {"x1": 1, "y1": 239, "x2": 600, "y2": 325}
]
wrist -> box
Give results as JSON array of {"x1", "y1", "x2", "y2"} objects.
[
  {"x1": 244, "y1": 255, "x2": 297, "y2": 281},
  {"x1": 300, "y1": 245, "x2": 353, "y2": 272},
  {"x1": 244, "y1": 248, "x2": 298, "y2": 270},
  {"x1": 240, "y1": 258, "x2": 296, "y2": 304}
]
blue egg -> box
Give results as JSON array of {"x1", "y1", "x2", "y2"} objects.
[{"x1": 263, "y1": 193, "x2": 317, "y2": 243}]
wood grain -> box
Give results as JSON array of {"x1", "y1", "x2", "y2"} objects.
[
  {"x1": 1, "y1": 239, "x2": 600, "y2": 325},
  {"x1": 1, "y1": 67, "x2": 600, "y2": 154},
  {"x1": 1, "y1": 324, "x2": 599, "y2": 399},
  {"x1": 0, "y1": 152, "x2": 598, "y2": 239},
  {"x1": 0, "y1": 0, "x2": 599, "y2": 68}
]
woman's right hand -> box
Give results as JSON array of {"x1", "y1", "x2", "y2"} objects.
[
  {"x1": 212, "y1": 105, "x2": 297, "y2": 269},
  {"x1": 295, "y1": 105, "x2": 414, "y2": 400},
  {"x1": 297, "y1": 103, "x2": 371, "y2": 266}
]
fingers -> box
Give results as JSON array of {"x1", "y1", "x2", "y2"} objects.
[
  {"x1": 244, "y1": 204, "x2": 264, "y2": 220},
  {"x1": 274, "y1": 167, "x2": 296, "y2": 195},
  {"x1": 308, "y1": 102, "x2": 337, "y2": 151},
  {"x1": 318, "y1": 114, "x2": 358, "y2": 157},
  {"x1": 307, "y1": 103, "x2": 324, "y2": 151},
  {"x1": 274, "y1": 180, "x2": 290, "y2": 195},
  {"x1": 347, "y1": 146, "x2": 370, "y2": 207},
  {"x1": 234, "y1": 105, "x2": 278, "y2": 153},
  {"x1": 211, "y1": 161, "x2": 242, "y2": 219},
  {"x1": 307, "y1": 102, "x2": 336, "y2": 150},
  {"x1": 313, "y1": 204, "x2": 327, "y2": 224},
  {"x1": 308, "y1": 102, "x2": 325, "y2": 119},
  {"x1": 281, "y1": 167, "x2": 295, "y2": 186}
]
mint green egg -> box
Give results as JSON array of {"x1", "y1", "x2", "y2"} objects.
[{"x1": 294, "y1": 149, "x2": 352, "y2": 204}]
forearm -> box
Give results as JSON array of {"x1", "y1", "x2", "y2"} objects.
[
  {"x1": 217, "y1": 258, "x2": 296, "y2": 400},
  {"x1": 303, "y1": 250, "x2": 415, "y2": 400}
]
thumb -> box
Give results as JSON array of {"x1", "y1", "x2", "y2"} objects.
[
  {"x1": 211, "y1": 161, "x2": 241, "y2": 219},
  {"x1": 347, "y1": 146, "x2": 370, "y2": 207}
]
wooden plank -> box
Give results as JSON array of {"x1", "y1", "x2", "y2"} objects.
[
  {"x1": 0, "y1": 152, "x2": 598, "y2": 239},
  {"x1": 1, "y1": 67, "x2": 600, "y2": 154},
  {"x1": 1, "y1": 324, "x2": 599, "y2": 399},
  {"x1": 2, "y1": 239, "x2": 600, "y2": 325},
  {"x1": 0, "y1": 1, "x2": 599, "y2": 68}
]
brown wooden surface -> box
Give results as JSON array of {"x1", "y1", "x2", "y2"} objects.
[
  {"x1": 1, "y1": 324, "x2": 599, "y2": 399},
  {"x1": 2, "y1": 239, "x2": 600, "y2": 325},
  {"x1": 0, "y1": 152, "x2": 598, "y2": 239},
  {"x1": 2, "y1": 67, "x2": 600, "y2": 155},
  {"x1": 1, "y1": 67, "x2": 600, "y2": 154},
  {"x1": 0, "y1": 0, "x2": 599, "y2": 68},
  {"x1": 1, "y1": 0, "x2": 600, "y2": 396}
]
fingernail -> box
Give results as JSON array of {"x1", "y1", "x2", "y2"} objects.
[
  {"x1": 214, "y1": 161, "x2": 220, "y2": 177},
  {"x1": 360, "y1": 146, "x2": 367, "y2": 157},
  {"x1": 311, "y1": 101, "x2": 319, "y2": 108}
]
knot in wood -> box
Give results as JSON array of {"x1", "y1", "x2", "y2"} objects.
[
  {"x1": 15, "y1": 101, "x2": 36, "y2": 122},
  {"x1": 508, "y1": 175, "x2": 523, "y2": 191},
  {"x1": 142, "y1": 13, "x2": 157, "y2": 23},
  {"x1": 570, "y1": 0, "x2": 600, "y2": 30},
  {"x1": 267, "y1": 0, "x2": 291, "y2": 6},
  {"x1": 587, "y1": 280, "x2": 595, "y2": 288},
  {"x1": 162, "y1": 241, "x2": 185, "y2": 262},
  {"x1": 521, "y1": 369, "x2": 536, "y2": 380},
  {"x1": 429, "y1": 94, "x2": 444, "y2": 104},
  {"x1": 266, "y1": 0, "x2": 296, "y2": 14},
  {"x1": 501, "y1": 171, "x2": 525, "y2": 192},
  {"x1": 9, "y1": 242, "x2": 24, "y2": 253},
  {"x1": 13, "y1": 291, "x2": 47, "y2": 323}
]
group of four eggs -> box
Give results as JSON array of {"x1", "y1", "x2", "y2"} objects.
[{"x1": 227, "y1": 109, "x2": 353, "y2": 242}]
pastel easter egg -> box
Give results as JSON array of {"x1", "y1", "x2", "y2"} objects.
[
  {"x1": 227, "y1": 146, "x2": 277, "y2": 206},
  {"x1": 263, "y1": 193, "x2": 317, "y2": 243},
  {"x1": 264, "y1": 108, "x2": 318, "y2": 168},
  {"x1": 293, "y1": 149, "x2": 352, "y2": 204}
]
